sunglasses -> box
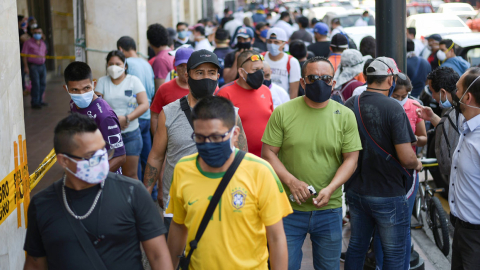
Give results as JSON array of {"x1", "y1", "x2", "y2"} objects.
[
  {"x1": 241, "y1": 54, "x2": 264, "y2": 67},
  {"x1": 304, "y1": 75, "x2": 333, "y2": 85}
]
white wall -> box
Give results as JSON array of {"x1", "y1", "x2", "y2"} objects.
[{"x1": 0, "y1": 0, "x2": 28, "y2": 269}]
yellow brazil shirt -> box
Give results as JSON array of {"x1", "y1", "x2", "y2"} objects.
[{"x1": 166, "y1": 150, "x2": 293, "y2": 270}]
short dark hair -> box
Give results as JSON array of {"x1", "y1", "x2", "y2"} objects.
[
  {"x1": 237, "y1": 50, "x2": 256, "y2": 69},
  {"x1": 407, "y1": 27, "x2": 416, "y2": 38},
  {"x1": 33, "y1": 27, "x2": 42, "y2": 31},
  {"x1": 289, "y1": 39, "x2": 307, "y2": 60},
  {"x1": 297, "y1": 16, "x2": 309, "y2": 28},
  {"x1": 363, "y1": 58, "x2": 374, "y2": 76},
  {"x1": 215, "y1": 29, "x2": 229, "y2": 41},
  {"x1": 147, "y1": 23, "x2": 169, "y2": 47},
  {"x1": 426, "y1": 66, "x2": 460, "y2": 93},
  {"x1": 394, "y1": 73, "x2": 412, "y2": 92},
  {"x1": 18, "y1": 15, "x2": 24, "y2": 22},
  {"x1": 54, "y1": 113, "x2": 98, "y2": 154},
  {"x1": 311, "y1": 18, "x2": 319, "y2": 27},
  {"x1": 106, "y1": 50, "x2": 128, "y2": 74},
  {"x1": 366, "y1": 73, "x2": 389, "y2": 85},
  {"x1": 440, "y1": 39, "x2": 454, "y2": 50},
  {"x1": 301, "y1": 56, "x2": 334, "y2": 77},
  {"x1": 363, "y1": 11, "x2": 369, "y2": 16},
  {"x1": 280, "y1": 11, "x2": 290, "y2": 20},
  {"x1": 117, "y1": 36, "x2": 137, "y2": 51},
  {"x1": 176, "y1": 22, "x2": 188, "y2": 28},
  {"x1": 407, "y1": 39, "x2": 415, "y2": 53},
  {"x1": 195, "y1": 25, "x2": 205, "y2": 36},
  {"x1": 360, "y1": 36, "x2": 376, "y2": 58},
  {"x1": 461, "y1": 67, "x2": 480, "y2": 104},
  {"x1": 64, "y1": 62, "x2": 93, "y2": 84},
  {"x1": 192, "y1": 96, "x2": 236, "y2": 129},
  {"x1": 255, "y1": 22, "x2": 267, "y2": 31}
]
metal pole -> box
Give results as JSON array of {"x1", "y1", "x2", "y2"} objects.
[{"x1": 376, "y1": 0, "x2": 407, "y2": 73}]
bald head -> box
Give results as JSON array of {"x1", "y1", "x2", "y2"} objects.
[{"x1": 263, "y1": 61, "x2": 271, "y2": 81}]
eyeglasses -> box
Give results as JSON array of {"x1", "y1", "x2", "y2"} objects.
[
  {"x1": 304, "y1": 75, "x2": 333, "y2": 85},
  {"x1": 62, "y1": 147, "x2": 115, "y2": 167},
  {"x1": 191, "y1": 129, "x2": 233, "y2": 143},
  {"x1": 241, "y1": 54, "x2": 264, "y2": 67}
]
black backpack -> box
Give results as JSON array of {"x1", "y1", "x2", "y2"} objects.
[{"x1": 434, "y1": 107, "x2": 461, "y2": 175}]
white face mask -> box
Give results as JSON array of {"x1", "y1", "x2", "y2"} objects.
[
  {"x1": 437, "y1": 50, "x2": 447, "y2": 62},
  {"x1": 391, "y1": 96, "x2": 408, "y2": 107},
  {"x1": 107, "y1": 65, "x2": 125, "y2": 79}
]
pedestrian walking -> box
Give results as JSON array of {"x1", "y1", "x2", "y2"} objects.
[
  {"x1": 262, "y1": 56, "x2": 362, "y2": 269},
  {"x1": 328, "y1": 34, "x2": 349, "y2": 72},
  {"x1": 406, "y1": 39, "x2": 431, "y2": 97},
  {"x1": 438, "y1": 39, "x2": 470, "y2": 76},
  {"x1": 23, "y1": 113, "x2": 173, "y2": 270},
  {"x1": 426, "y1": 34, "x2": 442, "y2": 71},
  {"x1": 263, "y1": 61, "x2": 290, "y2": 108},
  {"x1": 307, "y1": 22, "x2": 331, "y2": 58},
  {"x1": 166, "y1": 96, "x2": 292, "y2": 269},
  {"x1": 147, "y1": 23, "x2": 175, "y2": 90},
  {"x1": 332, "y1": 49, "x2": 371, "y2": 103},
  {"x1": 223, "y1": 27, "x2": 256, "y2": 84}
]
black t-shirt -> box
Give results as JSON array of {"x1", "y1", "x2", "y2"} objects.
[
  {"x1": 290, "y1": 29, "x2": 313, "y2": 44},
  {"x1": 344, "y1": 91, "x2": 416, "y2": 197},
  {"x1": 252, "y1": 39, "x2": 267, "y2": 53},
  {"x1": 308, "y1": 41, "x2": 331, "y2": 58},
  {"x1": 24, "y1": 173, "x2": 166, "y2": 270}
]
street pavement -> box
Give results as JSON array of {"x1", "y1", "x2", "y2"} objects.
[{"x1": 24, "y1": 76, "x2": 453, "y2": 269}]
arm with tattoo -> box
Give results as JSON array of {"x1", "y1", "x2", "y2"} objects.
[
  {"x1": 235, "y1": 116, "x2": 248, "y2": 152},
  {"x1": 143, "y1": 111, "x2": 168, "y2": 194}
]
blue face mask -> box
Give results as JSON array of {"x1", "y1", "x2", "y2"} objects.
[
  {"x1": 439, "y1": 91, "x2": 452, "y2": 109},
  {"x1": 33, "y1": 33, "x2": 42, "y2": 40},
  {"x1": 68, "y1": 88, "x2": 94, "y2": 109},
  {"x1": 260, "y1": 29, "x2": 269, "y2": 38},
  {"x1": 178, "y1": 30, "x2": 189, "y2": 39},
  {"x1": 363, "y1": 16, "x2": 370, "y2": 22},
  {"x1": 267, "y1": 43, "x2": 282, "y2": 56},
  {"x1": 196, "y1": 130, "x2": 234, "y2": 168}
]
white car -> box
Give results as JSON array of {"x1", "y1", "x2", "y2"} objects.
[
  {"x1": 406, "y1": 13, "x2": 472, "y2": 40},
  {"x1": 343, "y1": 26, "x2": 375, "y2": 48},
  {"x1": 306, "y1": 6, "x2": 347, "y2": 21},
  {"x1": 437, "y1": 3, "x2": 477, "y2": 22}
]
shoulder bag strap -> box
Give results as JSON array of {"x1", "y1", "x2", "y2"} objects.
[
  {"x1": 180, "y1": 150, "x2": 246, "y2": 269},
  {"x1": 53, "y1": 180, "x2": 108, "y2": 270},
  {"x1": 180, "y1": 96, "x2": 194, "y2": 129},
  {"x1": 353, "y1": 96, "x2": 412, "y2": 179}
]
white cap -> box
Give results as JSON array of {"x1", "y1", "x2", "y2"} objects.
[{"x1": 266, "y1": 27, "x2": 288, "y2": 42}]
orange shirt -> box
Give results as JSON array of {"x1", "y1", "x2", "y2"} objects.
[
  {"x1": 216, "y1": 80, "x2": 274, "y2": 157},
  {"x1": 328, "y1": 54, "x2": 365, "y2": 83}
]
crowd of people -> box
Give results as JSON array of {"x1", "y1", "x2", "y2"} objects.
[{"x1": 21, "y1": 4, "x2": 480, "y2": 270}]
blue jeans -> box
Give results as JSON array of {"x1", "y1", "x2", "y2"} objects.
[
  {"x1": 283, "y1": 208, "x2": 342, "y2": 270},
  {"x1": 374, "y1": 173, "x2": 419, "y2": 270},
  {"x1": 122, "y1": 128, "x2": 142, "y2": 156},
  {"x1": 345, "y1": 192, "x2": 409, "y2": 270},
  {"x1": 29, "y1": 63, "x2": 46, "y2": 106}
]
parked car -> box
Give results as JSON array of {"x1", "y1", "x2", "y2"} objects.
[
  {"x1": 431, "y1": 0, "x2": 445, "y2": 12},
  {"x1": 442, "y1": 32, "x2": 480, "y2": 67},
  {"x1": 323, "y1": 9, "x2": 375, "y2": 29},
  {"x1": 306, "y1": 6, "x2": 346, "y2": 21},
  {"x1": 406, "y1": 13, "x2": 472, "y2": 40},
  {"x1": 406, "y1": 2, "x2": 435, "y2": 17},
  {"x1": 342, "y1": 26, "x2": 375, "y2": 48},
  {"x1": 466, "y1": 11, "x2": 480, "y2": 32},
  {"x1": 437, "y1": 3, "x2": 477, "y2": 22}
]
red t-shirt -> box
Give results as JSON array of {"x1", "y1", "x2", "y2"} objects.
[
  {"x1": 216, "y1": 80, "x2": 274, "y2": 157},
  {"x1": 150, "y1": 79, "x2": 189, "y2": 114}
]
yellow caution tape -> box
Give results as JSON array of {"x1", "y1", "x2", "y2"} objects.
[
  {"x1": 21, "y1": 53, "x2": 75, "y2": 60},
  {"x1": 53, "y1": 10, "x2": 73, "y2": 17},
  {"x1": 0, "y1": 140, "x2": 56, "y2": 228}
]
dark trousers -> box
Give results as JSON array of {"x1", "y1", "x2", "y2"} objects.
[
  {"x1": 29, "y1": 63, "x2": 46, "y2": 106},
  {"x1": 451, "y1": 217, "x2": 480, "y2": 270}
]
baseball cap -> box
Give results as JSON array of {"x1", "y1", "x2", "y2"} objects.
[
  {"x1": 330, "y1": 33, "x2": 349, "y2": 48},
  {"x1": 313, "y1": 22, "x2": 329, "y2": 36},
  {"x1": 331, "y1": 18, "x2": 341, "y2": 25},
  {"x1": 174, "y1": 47, "x2": 194, "y2": 66},
  {"x1": 236, "y1": 27, "x2": 254, "y2": 39},
  {"x1": 187, "y1": 49, "x2": 221, "y2": 71},
  {"x1": 367, "y1": 57, "x2": 407, "y2": 80},
  {"x1": 266, "y1": 27, "x2": 288, "y2": 42},
  {"x1": 426, "y1": 34, "x2": 442, "y2": 42}
]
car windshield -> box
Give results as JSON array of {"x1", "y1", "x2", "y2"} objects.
[
  {"x1": 420, "y1": 19, "x2": 465, "y2": 28},
  {"x1": 339, "y1": 15, "x2": 374, "y2": 27},
  {"x1": 448, "y1": 7, "x2": 473, "y2": 12},
  {"x1": 407, "y1": 6, "x2": 433, "y2": 16}
]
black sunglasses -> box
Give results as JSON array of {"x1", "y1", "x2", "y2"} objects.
[{"x1": 304, "y1": 75, "x2": 333, "y2": 85}]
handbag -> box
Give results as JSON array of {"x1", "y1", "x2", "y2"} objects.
[{"x1": 177, "y1": 150, "x2": 246, "y2": 270}]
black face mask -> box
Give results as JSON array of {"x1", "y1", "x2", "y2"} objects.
[
  {"x1": 304, "y1": 79, "x2": 332, "y2": 103},
  {"x1": 188, "y1": 77, "x2": 218, "y2": 99},
  {"x1": 263, "y1": 79, "x2": 271, "y2": 87},
  {"x1": 242, "y1": 69, "x2": 264, "y2": 89},
  {"x1": 237, "y1": 42, "x2": 252, "y2": 50}
]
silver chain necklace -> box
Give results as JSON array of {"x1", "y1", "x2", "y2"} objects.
[{"x1": 62, "y1": 175, "x2": 104, "y2": 220}]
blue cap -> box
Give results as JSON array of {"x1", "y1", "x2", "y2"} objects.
[
  {"x1": 236, "y1": 27, "x2": 254, "y2": 39},
  {"x1": 258, "y1": 4, "x2": 265, "y2": 10},
  {"x1": 426, "y1": 34, "x2": 442, "y2": 42},
  {"x1": 314, "y1": 22, "x2": 329, "y2": 36}
]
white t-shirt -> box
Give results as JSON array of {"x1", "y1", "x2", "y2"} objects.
[
  {"x1": 264, "y1": 52, "x2": 301, "y2": 94},
  {"x1": 194, "y1": 38, "x2": 213, "y2": 52},
  {"x1": 352, "y1": 85, "x2": 367, "y2": 97},
  {"x1": 275, "y1": 20, "x2": 294, "y2": 39},
  {"x1": 413, "y1": 39, "x2": 426, "y2": 59},
  {"x1": 331, "y1": 26, "x2": 345, "y2": 38},
  {"x1": 270, "y1": 83, "x2": 290, "y2": 108},
  {"x1": 95, "y1": 74, "x2": 146, "y2": 133},
  {"x1": 355, "y1": 18, "x2": 368, "y2": 27}
]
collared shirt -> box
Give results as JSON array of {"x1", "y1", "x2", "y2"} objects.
[
  {"x1": 449, "y1": 113, "x2": 480, "y2": 225},
  {"x1": 21, "y1": 38, "x2": 47, "y2": 65}
]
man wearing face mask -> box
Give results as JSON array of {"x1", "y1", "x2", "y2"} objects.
[
  {"x1": 217, "y1": 51, "x2": 273, "y2": 157},
  {"x1": 343, "y1": 57, "x2": 422, "y2": 269},
  {"x1": 262, "y1": 56, "x2": 362, "y2": 270},
  {"x1": 223, "y1": 27, "x2": 256, "y2": 84},
  {"x1": 175, "y1": 22, "x2": 194, "y2": 49},
  {"x1": 23, "y1": 114, "x2": 173, "y2": 270},
  {"x1": 144, "y1": 50, "x2": 248, "y2": 230},
  {"x1": 264, "y1": 27, "x2": 301, "y2": 99},
  {"x1": 438, "y1": 39, "x2": 470, "y2": 76},
  {"x1": 193, "y1": 25, "x2": 213, "y2": 52},
  {"x1": 426, "y1": 34, "x2": 442, "y2": 71},
  {"x1": 22, "y1": 27, "x2": 48, "y2": 109},
  {"x1": 167, "y1": 96, "x2": 291, "y2": 269},
  {"x1": 354, "y1": 11, "x2": 370, "y2": 27},
  {"x1": 65, "y1": 61, "x2": 126, "y2": 173}
]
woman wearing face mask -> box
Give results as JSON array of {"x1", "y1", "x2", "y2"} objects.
[
  {"x1": 373, "y1": 73, "x2": 427, "y2": 269},
  {"x1": 95, "y1": 50, "x2": 149, "y2": 179}
]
